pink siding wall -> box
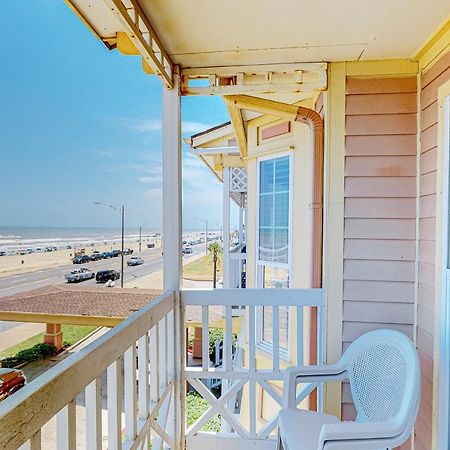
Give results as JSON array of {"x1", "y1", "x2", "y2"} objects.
[
  {"x1": 416, "y1": 50, "x2": 450, "y2": 450},
  {"x1": 343, "y1": 76, "x2": 418, "y2": 425}
]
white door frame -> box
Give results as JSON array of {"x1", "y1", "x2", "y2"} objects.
[{"x1": 438, "y1": 91, "x2": 450, "y2": 450}]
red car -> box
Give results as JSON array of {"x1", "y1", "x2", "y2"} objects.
[{"x1": 0, "y1": 368, "x2": 26, "y2": 401}]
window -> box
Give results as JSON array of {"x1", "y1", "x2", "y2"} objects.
[{"x1": 256, "y1": 154, "x2": 291, "y2": 355}]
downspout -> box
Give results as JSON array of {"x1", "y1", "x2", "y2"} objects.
[{"x1": 296, "y1": 106, "x2": 324, "y2": 412}]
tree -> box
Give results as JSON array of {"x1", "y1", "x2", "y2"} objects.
[{"x1": 208, "y1": 242, "x2": 223, "y2": 288}]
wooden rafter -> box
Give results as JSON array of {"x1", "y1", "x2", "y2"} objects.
[
  {"x1": 225, "y1": 100, "x2": 248, "y2": 157},
  {"x1": 102, "y1": 0, "x2": 174, "y2": 88}
]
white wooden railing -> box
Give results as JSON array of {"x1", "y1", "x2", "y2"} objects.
[
  {"x1": 0, "y1": 288, "x2": 324, "y2": 450},
  {"x1": 229, "y1": 248, "x2": 246, "y2": 289},
  {"x1": 0, "y1": 291, "x2": 182, "y2": 450},
  {"x1": 182, "y1": 288, "x2": 324, "y2": 450}
]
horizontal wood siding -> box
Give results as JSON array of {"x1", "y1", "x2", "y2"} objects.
[
  {"x1": 416, "y1": 50, "x2": 450, "y2": 450},
  {"x1": 342, "y1": 76, "x2": 417, "y2": 422}
]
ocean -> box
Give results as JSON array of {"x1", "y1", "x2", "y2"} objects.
[{"x1": 0, "y1": 226, "x2": 162, "y2": 253}]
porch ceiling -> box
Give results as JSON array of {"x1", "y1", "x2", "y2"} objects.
[{"x1": 69, "y1": 0, "x2": 448, "y2": 69}]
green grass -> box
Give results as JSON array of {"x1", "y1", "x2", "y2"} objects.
[
  {"x1": 186, "y1": 391, "x2": 221, "y2": 432},
  {"x1": 183, "y1": 254, "x2": 222, "y2": 281},
  {"x1": 0, "y1": 325, "x2": 97, "y2": 358}
]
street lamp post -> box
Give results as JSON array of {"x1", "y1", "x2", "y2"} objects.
[
  {"x1": 94, "y1": 202, "x2": 125, "y2": 288},
  {"x1": 139, "y1": 222, "x2": 149, "y2": 253}
]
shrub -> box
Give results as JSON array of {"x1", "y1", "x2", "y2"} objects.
[
  {"x1": 32, "y1": 343, "x2": 57, "y2": 358},
  {"x1": 0, "y1": 343, "x2": 57, "y2": 368}
]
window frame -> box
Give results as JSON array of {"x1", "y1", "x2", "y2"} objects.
[{"x1": 255, "y1": 151, "x2": 293, "y2": 361}]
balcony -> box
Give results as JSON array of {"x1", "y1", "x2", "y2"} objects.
[{"x1": 0, "y1": 288, "x2": 324, "y2": 450}]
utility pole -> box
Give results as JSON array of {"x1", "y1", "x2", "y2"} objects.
[
  {"x1": 94, "y1": 202, "x2": 125, "y2": 288},
  {"x1": 205, "y1": 219, "x2": 208, "y2": 255},
  {"x1": 139, "y1": 225, "x2": 142, "y2": 252},
  {"x1": 121, "y1": 205, "x2": 124, "y2": 288}
]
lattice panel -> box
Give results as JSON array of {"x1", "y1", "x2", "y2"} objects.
[{"x1": 230, "y1": 168, "x2": 247, "y2": 193}]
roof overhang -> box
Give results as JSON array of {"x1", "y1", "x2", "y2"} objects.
[{"x1": 66, "y1": 0, "x2": 449, "y2": 88}]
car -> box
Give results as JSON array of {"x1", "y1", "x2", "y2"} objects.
[
  {"x1": 111, "y1": 250, "x2": 121, "y2": 257},
  {"x1": 183, "y1": 247, "x2": 193, "y2": 255},
  {"x1": 96, "y1": 270, "x2": 120, "y2": 283},
  {"x1": 0, "y1": 368, "x2": 26, "y2": 401},
  {"x1": 101, "y1": 251, "x2": 112, "y2": 259},
  {"x1": 123, "y1": 248, "x2": 134, "y2": 255},
  {"x1": 65, "y1": 268, "x2": 95, "y2": 283},
  {"x1": 72, "y1": 255, "x2": 90, "y2": 264},
  {"x1": 89, "y1": 252, "x2": 102, "y2": 261},
  {"x1": 127, "y1": 256, "x2": 144, "y2": 266},
  {"x1": 0, "y1": 251, "x2": 6, "y2": 256}
]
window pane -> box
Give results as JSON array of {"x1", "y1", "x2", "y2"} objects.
[
  {"x1": 258, "y1": 155, "x2": 290, "y2": 264},
  {"x1": 259, "y1": 194, "x2": 274, "y2": 227},
  {"x1": 262, "y1": 306, "x2": 272, "y2": 343},
  {"x1": 259, "y1": 228, "x2": 274, "y2": 262},
  {"x1": 273, "y1": 229, "x2": 289, "y2": 264},
  {"x1": 260, "y1": 160, "x2": 274, "y2": 193},
  {"x1": 274, "y1": 193, "x2": 289, "y2": 227},
  {"x1": 274, "y1": 156, "x2": 289, "y2": 192}
]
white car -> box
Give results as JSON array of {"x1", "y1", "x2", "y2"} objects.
[
  {"x1": 183, "y1": 247, "x2": 193, "y2": 255},
  {"x1": 65, "y1": 268, "x2": 95, "y2": 283},
  {"x1": 127, "y1": 256, "x2": 144, "y2": 266}
]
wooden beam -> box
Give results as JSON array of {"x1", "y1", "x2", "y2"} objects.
[
  {"x1": 102, "y1": 0, "x2": 174, "y2": 87},
  {"x1": 225, "y1": 101, "x2": 248, "y2": 157},
  {"x1": 225, "y1": 95, "x2": 299, "y2": 121},
  {"x1": 0, "y1": 311, "x2": 123, "y2": 327}
]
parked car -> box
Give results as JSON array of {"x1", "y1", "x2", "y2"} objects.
[
  {"x1": 89, "y1": 252, "x2": 102, "y2": 261},
  {"x1": 0, "y1": 368, "x2": 26, "y2": 401},
  {"x1": 72, "y1": 255, "x2": 90, "y2": 264},
  {"x1": 111, "y1": 250, "x2": 121, "y2": 257},
  {"x1": 127, "y1": 256, "x2": 144, "y2": 266},
  {"x1": 123, "y1": 248, "x2": 134, "y2": 255},
  {"x1": 101, "y1": 251, "x2": 113, "y2": 259},
  {"x1": 96, "y1": 270, "x2": 120, "y2": 283},
  {"x1": 45, "y1": 246, "x2": 57, "y2": 252},
  {"x1": 65, "y1": 268, "x2": 95, "y2": 283},
  {"x1": 183, "y1": 247, "x2": 193, "y2": 255},
  {"x1": 0, "y1": 251, "x2": 5, "y2": 256}
]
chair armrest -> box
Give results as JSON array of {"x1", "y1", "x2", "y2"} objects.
[
  {"x1": 283, "y1": 364, "x2": 346, "y2": 408},
  {"x1": 318, "y1": 421, "x2": 401, "y2": 449}
]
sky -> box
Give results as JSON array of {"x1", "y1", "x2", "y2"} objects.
[{"x1": 0, "y1": 0, "x2": 235, "y2": 231}]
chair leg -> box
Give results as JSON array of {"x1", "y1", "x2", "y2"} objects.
[{"x1": 277, "y1": 429, "x2": 284, "y2": 450}]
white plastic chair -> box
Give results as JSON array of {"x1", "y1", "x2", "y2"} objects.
[{"x1": 278, "y1": 329, "x2": 421, "y2": 450}]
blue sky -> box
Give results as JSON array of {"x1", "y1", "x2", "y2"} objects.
[{"x1": 0, "y1": 0, "x2": 234, "y2": 231}]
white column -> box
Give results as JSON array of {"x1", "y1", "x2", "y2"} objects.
[
  {"x1": 239, "y1": 202, "x2": 244, "y2": 245},
  {"x1": 222, "y1": 167, "x2": 231, "y2": 288},
  {"x1": 162, "y1": 69, "x2": 184, "y2": 450},
  {"x1": 162, "y1": 70, "x2": 182, "y2": 292}
]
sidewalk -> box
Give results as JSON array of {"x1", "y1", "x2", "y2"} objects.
[{"x1": 0, "y1": 322, "x2": 46, "y2": 353}]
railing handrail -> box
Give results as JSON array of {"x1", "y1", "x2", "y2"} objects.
[
  {"x1": 0, "y1": 290, "x2": 175, "y2": 449},
  {"x1": 182, "y1": 288, "x2": 324, "y2": 306}
]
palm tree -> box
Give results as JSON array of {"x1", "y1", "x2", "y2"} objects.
[{"x1": 208, "y1": 242, "x2": 223, "y2": 288}]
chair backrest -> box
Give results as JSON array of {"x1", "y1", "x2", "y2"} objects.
[{"x1": 341, "y1": 330, "x2": 420, "y2": 428}]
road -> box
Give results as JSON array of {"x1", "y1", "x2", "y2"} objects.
[{"x1": 0, "y1": 244, "x2": 204, "y2": 332}]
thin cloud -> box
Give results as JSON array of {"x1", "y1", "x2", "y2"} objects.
[{"x1": 118, "y1": 117, "x2": 213, "y2": 135}]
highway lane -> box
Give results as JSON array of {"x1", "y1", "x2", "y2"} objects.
[{"x1": 0, "y1": 244, "x2": 204, "y2": 297}]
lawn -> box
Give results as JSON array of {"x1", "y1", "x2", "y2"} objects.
[
  {"x1": 186, "y1": 391, "x2": 221, "y2": 432},
  {"x1": 0, "y1": 325, "x2": 97, "y2": 358},
  {"x1": 183, "y1": 254, "x2": 222, "y2": 281}
]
